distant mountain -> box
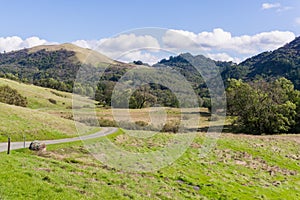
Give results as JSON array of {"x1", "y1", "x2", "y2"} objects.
[
  {"x1": 28, "y1": 43, "x2": 115, "y2": 65},
  {"x1": 153, "y1": 53, "x2": 237, "y2": 97},
  {"x1": 155, "y1": 36, "x2": 300, "y2": 90},
  {"x1": 0, "y1": 43, "x2": 129, "y2": 92},
  {"x1": 239, "y1": 36, "x2": 300, "y2": 89},
  {"x1": 1, "y1": 36, "x2": 300, "y2": 107}
]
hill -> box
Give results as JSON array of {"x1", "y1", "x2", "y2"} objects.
[
  {"x1": 0, "y1": 130, "x2": 299, "y2": 199},
  {"x1": 2, "y1": 37, "x2": 300, "y2": 108},
  {"x1": 0, "y1": 43, "x2": 125, "y2": 93},
  {"x1": 0, "y1": 78, "x2": 98, "y2": 142},
  {"x1": 239, "y1": 36, "x2": 300, "y2": 89},
  {"x1": 28, "y1": 43, "x2": 115, "y2": 65},
  {"x1": 152, "y1": 36, "x2": 300, "y2": 91}
]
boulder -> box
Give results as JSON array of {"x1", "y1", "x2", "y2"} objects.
[{"x1": 29, "y1": 141, "x2": 46, "y2": 151}]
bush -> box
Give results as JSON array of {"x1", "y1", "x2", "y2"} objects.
[
  {"x1": 0, "y1": 85, "x2": 28, "y2": 107},
  {"x1": 226, "y1": 78, "x2": 299, "y2": 134},
  {"x1": 135, "y1": 121, "x2": 148, "y2": 127},
  {"x1": 48, "y1": 98, "x2": 57, "y2": 104},
  {"x1": 98, "y1": 118, "x2": 117, "y2": 127},
  {"x1": 161, "y1": 121, "x2": 180, "y2": 133}
]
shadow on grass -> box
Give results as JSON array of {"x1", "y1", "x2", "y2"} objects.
[
  {"x1": 187, "y1": 124, "x2": 241, "y2": 134},
  {"x1": 181, "y1": 111, "x2": 211, "y2": 117}
]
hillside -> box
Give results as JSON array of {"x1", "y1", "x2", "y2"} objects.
[
  {"x1": 2, "y1": 37, "x2": 300, "y2": 108},
  {"x1": 0, "y1": 43, "x2": 125, "y2": 93},
  {"x1": 28, "y1": 43, "x2": 115, "y2": 65},
  {"x1": 0, "y1": 130, "x2": 299, "y2": 199},
  {"x1": 239, "y1": 36, "x2": 300, "y2": 89},
  {"x1": 0, "y1": 78, "x2": 98, "y2": 141}
]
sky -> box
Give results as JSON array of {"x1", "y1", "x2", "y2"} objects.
[{"x1": 0, "y1": 0, "x2": 300, "y2": 64}]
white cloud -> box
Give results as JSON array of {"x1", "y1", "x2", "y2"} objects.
[
  {"x1": 118, "y1": 51, "x2": 161, "y2": 65},
  {"x1": 262, "y1": 3, "x2": 281, "y2": 10},
  {"x1": 261, "y1": 3, "x2": 292, "y2": 12},
  {"x1": 73, "y1": 34, "x2": 160, "y2": 61},
  {"x1": 0, "y1": 36, "x2": 51, "y2": 52},
  {"x1": 206, "y1": 53, "x2": 241, "y2": 63},
  {"x1": 0, "y1": 29, "x2": 296, "y2": 65},
  {"x1": 276, "y1": 6, "x2": 293, "y2": 12},
  {"x1": 162, "y1": 28, "x2": 295, "y2": 55}
]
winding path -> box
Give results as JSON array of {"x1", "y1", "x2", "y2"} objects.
[{"x1": 0, "y1": 127, "x2": 118, "y2": 153}]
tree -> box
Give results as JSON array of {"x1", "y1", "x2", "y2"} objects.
[
  {"x1": 95, "y1": 81, "x2": 115, "y2": 106},
  {"x1": 130, "y1": 85, "x2": 157, "y2": 109},
  {"x1": 226, "y1": 78, "x2": 298, "y2": 134},
  {"x1": 0, "y1": 85, "x2": 28, "y2": 107}
]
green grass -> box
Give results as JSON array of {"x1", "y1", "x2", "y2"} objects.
[
  {"x1": 0, "y1": 78, "x2": 93, "y2": 110},
  {"x1": 0, "y1": 78, "x2": 98, "y2": 141},
  {"x1": 1, "y1": 78, "x2": 300, "y2": 199},
  {"x1": 0, "y1": 130, "x2": 299, "y2": 199}
]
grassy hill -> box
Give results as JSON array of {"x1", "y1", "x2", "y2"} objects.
[
  {"x1": 0, "y1": 77, "x2": 299, "y2": 199},
  {"x1": 0, "y1": 78, "x2": 98, "y2": 142},
  {"x1": 28, "y1": 43, "x2": 115, "y2": 66},
  {"x1": 238, "y1": 36, "x2": 300, "y2": 89},
  {"x1": 0, "y1": 130, "x2": 299, "y2": 199}
]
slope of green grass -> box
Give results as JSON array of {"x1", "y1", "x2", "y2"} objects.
[
  {"x1": 0, "y1": 130, "x2": 299, "y2": 199},
  {"x1": 0, "y1": 78, "x2": 98, "y2": 141},
  {"x1": 0, "y1": 78, "x2": 93, "y2": 110},
  {"x1": 0, "y1": 102, "x2": 98, "y2": 141}
]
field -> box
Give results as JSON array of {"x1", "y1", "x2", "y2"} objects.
[
  {"x1": 0, "y1": 130, "x2": 299, "y2": 199},
  {"x1": 1, "y1": 78, "x2": 300, "y2": 199}
]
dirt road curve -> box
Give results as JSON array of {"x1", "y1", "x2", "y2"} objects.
[{"x1": 0, "y1": 127, "x2": 118, "y2": 153}]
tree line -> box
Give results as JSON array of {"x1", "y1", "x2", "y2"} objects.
[{"x1": 226, "y1": 77, "x2": 300, "y2": 134}]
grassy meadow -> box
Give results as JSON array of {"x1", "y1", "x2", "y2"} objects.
[
  {"x1": 0, "y1": 78, "x2": 300, "y2": 199},
  {"x1": 0, "y1": 130, "x2": 299, "y2": 199}
]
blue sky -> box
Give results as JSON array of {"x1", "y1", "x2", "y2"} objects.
[{"x1": 0, "y1": 0, "x2": 300, "y2": 63}]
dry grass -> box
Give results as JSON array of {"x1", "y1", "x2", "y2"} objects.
[{"x1": 28, "y1": 43, "x2": 115, "y2": 65}]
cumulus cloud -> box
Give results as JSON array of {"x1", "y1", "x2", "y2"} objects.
[
  {"x1": 262, "y1": 3, "x2": 281, "y2": 10},
  {"x1": 261, "y1": 3, "x2": 292, "y2": 12},
  {"x1": 118, "y1": 51, "x2": 161, "y2": 65},
  {"x1": 206, "y1": 53, "x2": 241, "y2": 63},
  {"x1": 162, "y1": 28, "x2": 295, "y2": 55},
  {"x1": 0, "y1": 29, "x2": 295, "y2": 65},
  {"x1": 74, "y1": 33, "x2": 160, "y2": 60},
  {"x1": 0, "y1": 36, "x2": 51, "y2": 52}
]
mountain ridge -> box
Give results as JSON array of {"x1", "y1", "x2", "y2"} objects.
[
  {"x1": 1, "y1": 36, "x2": 300, "y2": 104},
  {"x1": 28, "y1": 43, "x2": 115, "y2": 65}
]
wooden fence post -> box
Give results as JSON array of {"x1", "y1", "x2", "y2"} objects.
[
  {"x1": 7, "y1": 137, "x2": 10, "y2": 154},
  {"x1": 23, "y1": 135, "x2": 26, "y2": 148}
]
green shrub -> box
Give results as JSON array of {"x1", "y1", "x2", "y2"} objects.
[
  {"x1": 161, "y1": 121, "x2": 180, "y2": 133},
  {"x1": 135, "y1": 121, "x2": 148, "y2": 127},
  {"x1": 98, "y1": 118, "x2": 117, "y2": 127},
  {"x1": 0, "y1": 85, "x2": 28, "y2": 107},
  {"x1": 48, "y1": 98, "x2": 57, "y2": 104}
]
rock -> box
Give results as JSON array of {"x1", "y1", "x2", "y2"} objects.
[
  {"x1": 235, "y1": 160, "x2": 247, "y2": 166},
  {"x1": 272, "y1": 181, "x2": 281, "y2": 187},
  {"x1": 29, "y1": 141, "x2": 46, "y2": 151},
  {"x1": 193, "y1": 186, "x2": 200, "y2": 191}
]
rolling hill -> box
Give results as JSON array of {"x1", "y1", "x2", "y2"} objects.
[
  {"x1": 28, "y1": 43, "x2": 115, "y2": 65},
  {"x1": 0, "y1": 78, "x2": 98, "y2": 142},
  {"x1": 1, "y1": 36, "x2": 300, "y2": 108},
  {"x1": 239, "y1": 36, "x2": 300, "y2": 89},
  {"x1": 0, "y1": 43, "x2": 129, "y2": 93}
]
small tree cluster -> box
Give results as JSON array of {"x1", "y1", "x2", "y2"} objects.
[
  {"x1": 226, "y1": 78, "x2": 300, "y2": 134},
  {"x1": 0, "y1": 85, "x2": 28, "y2": 107}
]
